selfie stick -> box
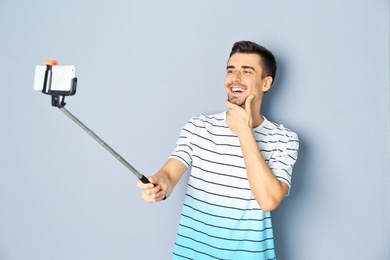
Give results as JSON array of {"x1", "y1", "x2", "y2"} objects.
[
  {"x1": 41, "y1": 60, "x2": 151, "y2": 185},
  {"x1": 59, "y1": 107, "x2": 150, "y2": 184}
]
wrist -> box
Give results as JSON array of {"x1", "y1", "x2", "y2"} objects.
[{"x1": 237, "y1": 127, "x2": 254, "y2": 140}]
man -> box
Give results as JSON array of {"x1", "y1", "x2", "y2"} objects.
[{"x1": 137, "y1": 41, "x2": 299, "y2": 259}]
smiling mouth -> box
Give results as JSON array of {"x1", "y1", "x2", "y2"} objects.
[
  {"x1": 230, "y1": 87, "x2": 245, "y2": 94},
  {"x1": 230, "y1": 88, "x2": 244, "y2": 93},
  {"x1": 228, "y1": 82, "x2": 246, "y2": 93}
]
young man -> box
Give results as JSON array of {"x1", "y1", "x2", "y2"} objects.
[{"x1": 137, "y1": 41, "x2": 299, "y2": 259}]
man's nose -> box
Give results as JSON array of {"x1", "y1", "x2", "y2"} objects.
[{"x1": 232, "y1": 71, "x2": 242, "y2": 82}]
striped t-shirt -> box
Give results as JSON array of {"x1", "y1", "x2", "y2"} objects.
[{"x1": 171, "y1": 112, "x2": 299, "y2": 260}]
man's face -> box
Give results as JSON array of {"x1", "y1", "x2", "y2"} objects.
[{"x1": 224, "y1": 53, "x2": 270, "y2": 108}]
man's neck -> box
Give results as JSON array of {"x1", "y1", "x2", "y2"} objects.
[{"x1": 252, "y1": 114, "x2": 264, "y2": 128}]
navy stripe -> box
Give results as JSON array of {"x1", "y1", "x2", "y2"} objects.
[
  {"x1": 186, "y1": 193, "x2": 262, "y2": 212},
  {"x1": 188, "y1": 183, "x2": 253, "y2": 202},
  {"x1": 191, "y1": 165, "x2": 247, "y2": 181},
  {"x1": 203, "y1": 114, "x2": 225, "y2": 121},
  {"x1": 288, "y1": 154, "x2": 298, "y2": 160},
  {"x1": 195, "y1": 116, "x2": 227, "y2": 125},
  {"x1": 189, "y1": 120, "x2": 233, "y2": 136},
  {"x1": 261, "y1": 149, "x2": 283, "y2": 153},
  {"x1": 180, "y1": 213, "x2": 271, "y2": 235},
  {"x1": 173, "y1": 243, "x2": 277, "y2": 260},
  {"x1": 182, "y1": 203, "x2": 271, "y2": 226},
  {"x1": 190, "y1": 172, "x2": 250, "y2": 191},
  {"x1": 176, "y1": 233, "x2": 275, "y2": 254},
  {"x1": 179, "y1": 223, "x2": 274, "y2": 243},
  {"x1": 254, "y1": 131, "x2": 289, "y2": 138},
  {"x1": 173, "y1": 243, "x2": 223, "y2": 260},
  {"x1": 276, "y1": 175, "x2": 291, "y2": 186},
  {"x1": 257, "y1": 139, "x2": 287, "y2": 144},
  {"x1": 184, "y1": 129, "x2": 240, "y2": 148},
  {"x1": 270, "y1": 167, "x2": 292, "y2": 177},
  {"x1": 272, "y1": 160, "x2": 294, "y2": 167},
  {"x1": 171, "y1": 155, "x2": 190, "y2": 167},
  {"x1": 192, "y1": 154, "x2": 245, "y2": 170},
  {"x1": 191, "y1": 142, "x2": 243, "y2": 159},
  {"x1": 177, "y1": 143, "x2": 193, "y2": 151},
  {"x1": 175, "y1": 149, "x2": 192, "y2": 160}
]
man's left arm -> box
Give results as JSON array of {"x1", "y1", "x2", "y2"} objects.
[
  {"x1": 237, "y1": 129, "x2": 289, "y2": 212},
  {"x1": 225, "y1": 96, "x2": 291, "y2": 212}
]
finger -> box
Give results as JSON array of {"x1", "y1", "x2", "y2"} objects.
[
  {"x1": 144, "y1": 185, "x2": 166, "y2": 202},
  {"x1": 144, "y1": 185, "x2": 160, "y2": 197},
  {"x1": 157, "y1": 188, "x2": 167, "y2": 201},
  {"x1": 136, "y1": 177, "x2": 155, "y2": 189},
  {"x1": 224, "y1": 99, "x2": 238, "y2": 109},
  {"x1": 245, "y1": 95, "x2": 254, "y2": 114}
]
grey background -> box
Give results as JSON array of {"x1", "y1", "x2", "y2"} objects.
[{"x1": 1, "y1": 1, "x2": 389, "y2": 259}]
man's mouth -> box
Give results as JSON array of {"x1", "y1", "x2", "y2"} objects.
[
  {"x1": 231, "y1": 87, "x2": 244, "y2": 93},
  {"x1": 231, "y1": 88, "x2": 243, "y2": 93}
]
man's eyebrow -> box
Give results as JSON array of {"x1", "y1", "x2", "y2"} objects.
[
  {"x1": 226, "y1": 65, "x2": 256, "y2": 71},
  {"x1": 242, "y1": 65, "x2": 255, "y2": 71}
]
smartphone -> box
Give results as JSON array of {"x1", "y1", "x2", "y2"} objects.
[{"x1": 34, "y1": 65, "x2": 76, "y2": 95}]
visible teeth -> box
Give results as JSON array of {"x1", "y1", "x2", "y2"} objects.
[{"x1": 232, "y1": 88, "x2": 243, "y2": 92}]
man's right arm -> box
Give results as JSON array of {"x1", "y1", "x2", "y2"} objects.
[{"x1": 136, "y1": 158, "x2": 187, "y2": 202}]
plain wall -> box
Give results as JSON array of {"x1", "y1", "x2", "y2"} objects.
[{"x1": 0, "y1": 1, "x2": 389, "y2": 259}]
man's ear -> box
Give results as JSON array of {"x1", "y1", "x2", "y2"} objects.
[{"x1": 262, "y1": 76, "x2": 273, "y2": 92}]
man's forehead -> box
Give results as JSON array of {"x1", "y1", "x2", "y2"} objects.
[
  {"x1": 227, "y1": 53, "x2": 262, "y2": 69},
  {"x1": 227, "y1": 53, "x2": 262, "y2": 71}
]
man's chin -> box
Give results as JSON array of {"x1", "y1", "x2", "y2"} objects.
[{"x1": 228, "y1": 96, "x2": 245, "y2": 107}]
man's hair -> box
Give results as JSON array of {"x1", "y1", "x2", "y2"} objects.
[{"x1": 229, "y1": 41, "x2": 277, "y2": 83}]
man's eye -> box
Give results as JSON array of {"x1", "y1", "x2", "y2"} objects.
[
  {"x1": 243, "y1": 70, "x2": 252, "y2": 74},
  {"x1": 227, "y1": 70, "x2": 234, "y2": 74}
]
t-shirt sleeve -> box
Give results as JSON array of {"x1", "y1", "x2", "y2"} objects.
[
  {"x1": 268, "y1": 132, "x2": 299, "y2": 196},
  {"x1": 169, "y1": 119, "x2": 194, "y2": 168}
]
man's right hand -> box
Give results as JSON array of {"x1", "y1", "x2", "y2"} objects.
[
  {"x1": 136, "y1": 175, "x2": 168, "y2": 202},
  {"x1": 136, "y1": 158, "x2": 187, "y2": 202}
]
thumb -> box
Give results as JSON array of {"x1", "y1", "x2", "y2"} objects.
[
  {"x1": 148, "y1": 176, "x2": 159, "y2": 185},
  {"x1": 136, "y1": 177, "x2": 155, "y2": 189}
]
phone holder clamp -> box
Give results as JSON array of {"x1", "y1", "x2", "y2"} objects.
[{"x1": 42, "y1": 63, "x2": 77, "y2": 108}]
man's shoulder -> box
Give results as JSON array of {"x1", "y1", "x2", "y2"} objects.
[
  {"x1": 260, "y1": 117, "x2": 298, "y2": 139},
  {"x1": 182, "y1": 112, "x2": 229, "y2": 134},
  {"x1": 189, "y1": 111, "x2": 226, "y2": 124},
  {"x1": 192, "y1": 111, "x2": 225, "y2": 119}
]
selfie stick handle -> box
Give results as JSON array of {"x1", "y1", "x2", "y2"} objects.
[{"x1": 59, "y1": 106, "x2": 150, "y2": 184}]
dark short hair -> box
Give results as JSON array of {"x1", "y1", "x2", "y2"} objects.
[{"x1": 229, "y1": 41, "x2": 277, "y2": 83}]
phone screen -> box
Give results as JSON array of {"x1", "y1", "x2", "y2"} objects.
[{"x1": 34, "y1": 65, "x2": 76, "y2": 92}]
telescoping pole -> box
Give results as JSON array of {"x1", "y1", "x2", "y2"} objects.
[{"x1": 59, "y1": 106, "x2": 151, "y2": 184}]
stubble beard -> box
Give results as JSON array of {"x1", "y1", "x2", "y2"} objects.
[
  {"x1": 226, "y1": 82, "x2": 247, "y2": 107},
  {"x1": 227, "y1": 95, "x2": 246, "y2": 107}
]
